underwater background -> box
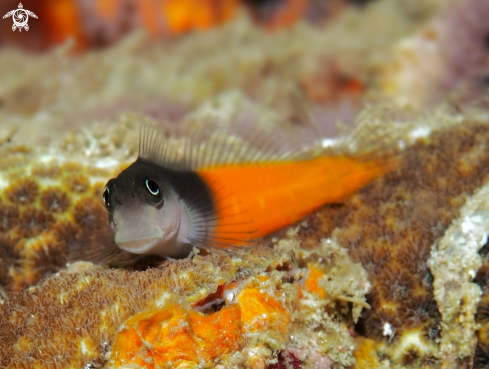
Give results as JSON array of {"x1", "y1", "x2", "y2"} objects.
[{"x1": 1, "y1": 0, "x2": 489, "y2": 368}]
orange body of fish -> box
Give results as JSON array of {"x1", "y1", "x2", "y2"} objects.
[{"x1": 198, "y1": 155, "x2": 391, "y2": 246}]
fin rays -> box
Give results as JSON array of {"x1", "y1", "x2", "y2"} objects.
[
  {"x1": 139, "y1": 123, "x2": 311, "y2": 172},
  {"x1": 67, "y1": 227, "x2": 122, "y2": 265}
]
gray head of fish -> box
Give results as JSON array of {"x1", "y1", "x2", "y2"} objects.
[{"x1": 102, "y1": 159, "x2": 197, "y2": 258}]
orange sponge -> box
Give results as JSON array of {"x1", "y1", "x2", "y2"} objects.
[
  {"x1": 110, "y1": 304, "x2": 243, "y2": 368},
  {"x1": 238, "y1": 288, "x2": 291, "y2": 335}
]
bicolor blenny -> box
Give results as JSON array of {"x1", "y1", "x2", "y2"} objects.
[{"x1": 72, "y1": 124, "x2": 396, "y2": 264}]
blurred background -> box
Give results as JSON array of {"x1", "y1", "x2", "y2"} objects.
[
  {"x1": 0, "y1": 0, "x2": 487, "y2": 148},
  {"x1": 0, "y1": 0, "x2": 372, "y2": 51},
  {"x1": 1, "y1": 0, "x2": 486, "y2": 146}
]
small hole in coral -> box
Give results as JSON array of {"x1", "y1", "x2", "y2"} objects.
[
  {"x1": 268, "y1": 351, "x2": 301, "y2": 369},
  {"x1": 17, "y1": 207, "x2": 55, "y2": 238},
  {"x1": 84, "y1": 360, "x2": 106, "y2": 369},
  {"x1": 64, "y1": 174, "x2": 90, "y2": 194},
  {"x1": 193, "y1": 286, "x2": 227, "y2": 314},
  {"x1": 401, "y1": 345, "x2": 421, "y2": 366},
  {"x1": 5, "y1": 178, "x2": 39, "y2": 205},
  {"x1": 40, "y1": 187, "x2": 71, "y2": 213},
  {"x1": 275, "y1": 262, "x2": 291, "y2": 272}
]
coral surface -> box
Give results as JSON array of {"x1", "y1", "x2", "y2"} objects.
[
  {"x1": 298, "y1": 111, "x2": 489, "y2": 366},
  {"x1": 1, "y1": 230, "x2": 366, "y2": 368},
  {"x1": 0, "y1": 144, "x2": 119, "y2": 293}
]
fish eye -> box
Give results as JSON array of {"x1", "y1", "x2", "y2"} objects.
[
  {"x1": 102, "y1": 186, "x2": 111, "y2": 210},
  {"x1": 145, "y1": 179, "x2": 160, "y2": 196}
]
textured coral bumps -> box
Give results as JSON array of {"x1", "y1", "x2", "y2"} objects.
[
  {"x1": 0, "y1": 152, "x2": 114, "y2": 293},
  {"x1": 107, "y1": 235, "x2": 368, "y2": 369},
  {"x1": 0, "y1": 230, "x2": 366, "y2": 368},
  {"x1": 298, "y1": 117, "x2": 489, "y2": 367},
  {"x1": 0, "y1": 115, "x2": 144, "y2": 296}
]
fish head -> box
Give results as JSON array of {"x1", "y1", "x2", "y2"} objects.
[{"x1": 102, "y1": 159, "x2": 190, "y2": 257}]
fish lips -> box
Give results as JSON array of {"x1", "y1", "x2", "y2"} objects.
[
  {"x1": 116, "y1": 237, "x2": 163, "y2": 254},
  {"x1": 114, "y1": 222, "x2": 165, "y2": 254}
]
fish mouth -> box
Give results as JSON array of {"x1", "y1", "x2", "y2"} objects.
[{"x1": 116, "y1": 237, "x2": 162, "y2": 254}]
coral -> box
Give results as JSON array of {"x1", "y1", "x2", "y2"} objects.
[
  {"x1": 296, "y1": 113, "x2": 489, "y2": 366},
  {"x1": 428, "y1": 178, "x2": 489, "y2": 365},
  {"x1": 4, "y1": 107, "x2": 489, "y2": 368},
  {"x1": 0, "y1": 142, "x2": 120, "y2": 292},
  {"x1": 5, "y1": 108, "x2": 489, "y2": 367},
  {"x1": 0, "y1": 230, "x2": 366, "y2": 369},
  {"x1": 474, "y1": 243, "x2": 489, "y2": 367},
  {"x1": 4, "y1": 178, "x2": 39, "y2": 205},
  {"x1": 400, "y1": 345, "x2": 421, "y2": 366},
  {"x1": 40, "y1": 186, "x2": 72, "y2": 212},
  {"x1": 64, "y1": 173, "x2": 92, "y2": 194},
  {"x1": 267, "y1": 351, "x2": 302, "y2": 369}
]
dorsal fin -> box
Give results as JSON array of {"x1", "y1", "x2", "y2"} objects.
[{"x1": 138, "y1": 123, "x2": 314, "y2": 172}]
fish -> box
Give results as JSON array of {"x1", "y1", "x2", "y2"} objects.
[{"x1": 73, "y1": 124, "x2": 396, "y2": 264}]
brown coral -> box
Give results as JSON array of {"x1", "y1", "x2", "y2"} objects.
[
  {"x1": 16, "y1": 206, "x2": 55, "y2": 238},
  {"x1": 297, "y1": 121, "x2": 489, "y2": 365},
  {"x1": 4, "y1": 178, "x2": 39, "y2": 205},
  {"x1": 40, "y1": 187, "x2": 71, "y2": 213},
  {"x1": 0, "y1": 203, "x2": 20, "y2": 232},
  {"x1": 0, "y1": 226, "x2": 365, "y2": 368},
  {"x1": 64, "y1": 173, "x2": 91, "y2": 194},
  {"x1": 0, "y1": 157, "x2": 116, "y2": 293},
  {"x1": 72, "y1": 196, "x2": 107, "y2": 230}
]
